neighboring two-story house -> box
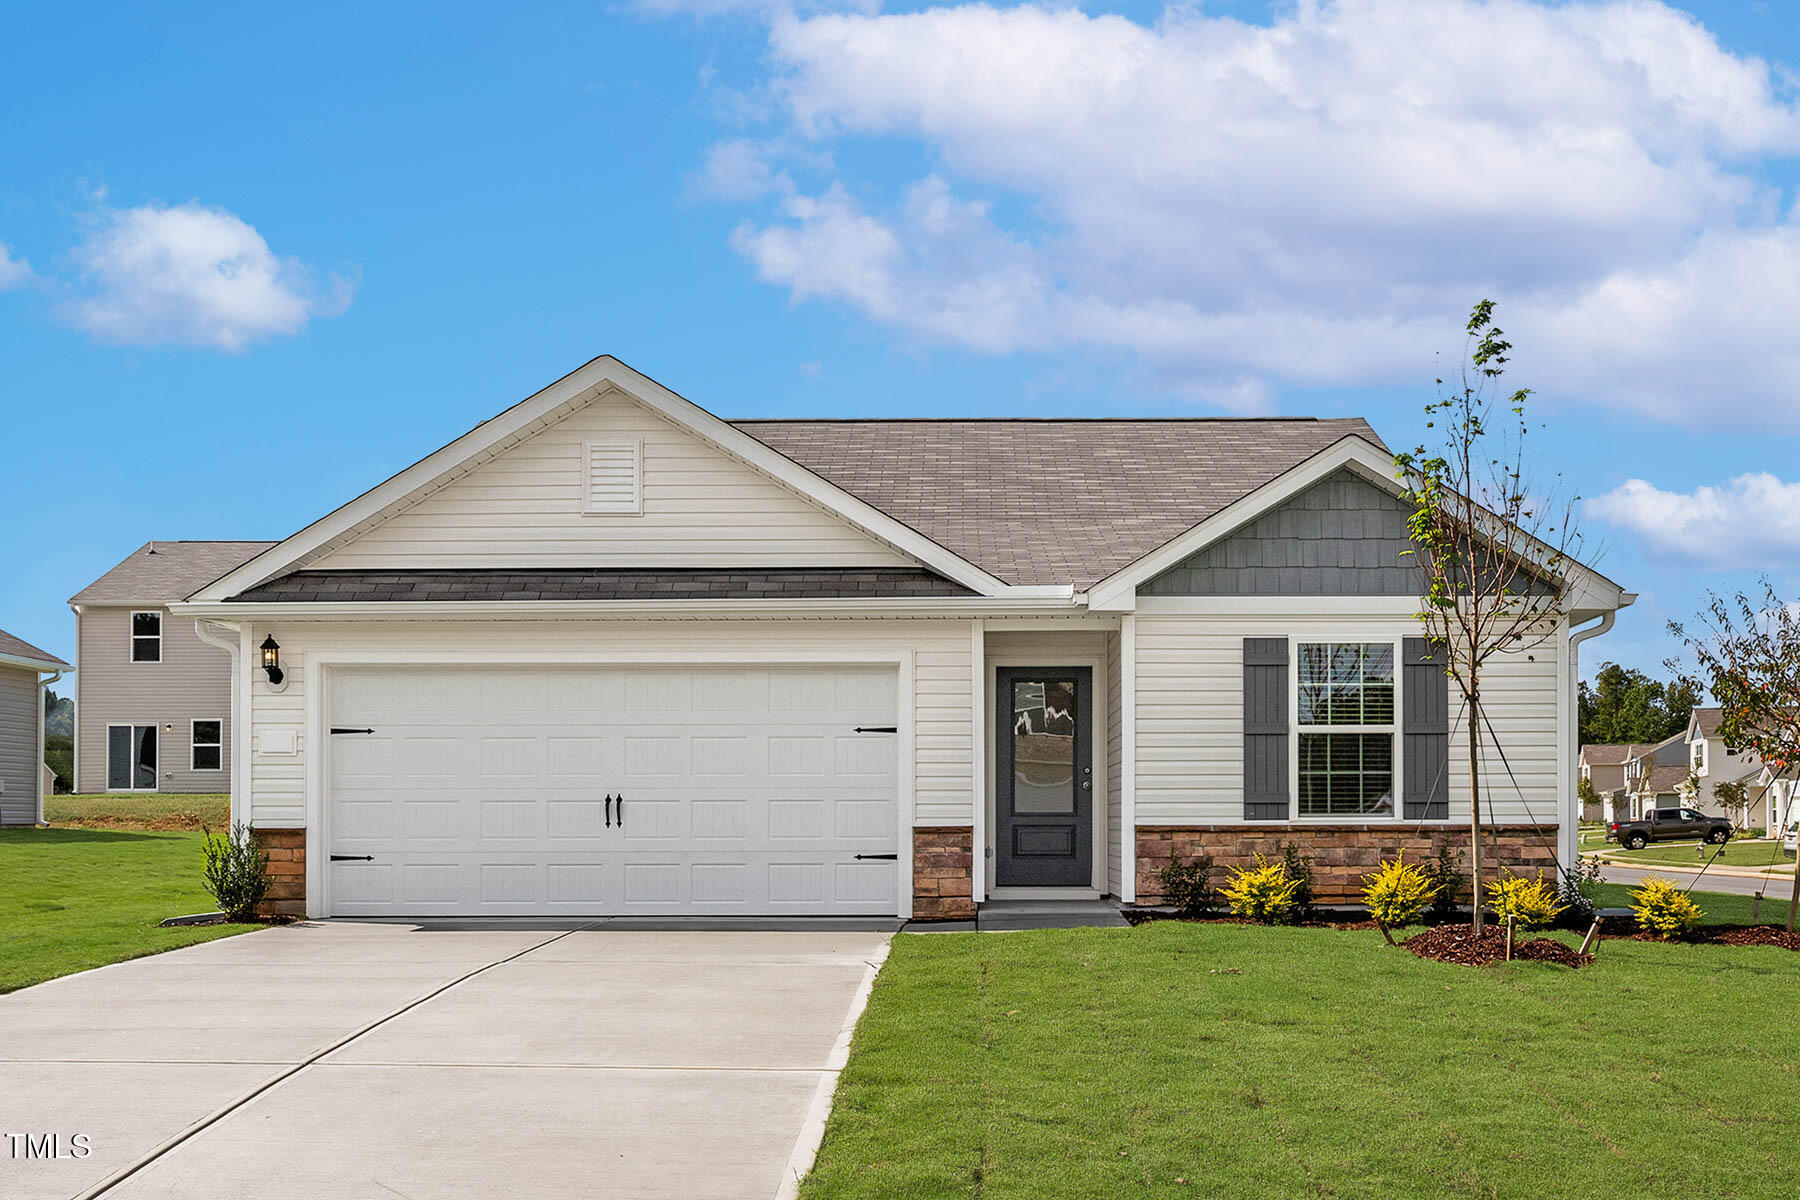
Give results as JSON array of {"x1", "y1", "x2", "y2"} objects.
[
  {"x1": 1621, "y1": 732, "x2": 1688, "y2": 820},
  {"x1": 1681, "y1": 706, "x2": 1765, "y2": 829},
  {"x1": 1578, "y1": 742, "x2": 1650, "y2": 822},
  {"x1": 70, "y1": 541, "x2": 274, "y2": 793}
]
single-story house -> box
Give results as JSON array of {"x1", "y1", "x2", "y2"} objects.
[
  {"x1": 167, "y1": 356, "x2": 1631, "y2": 919},
  {"x1": 0, "y1": 628, "x2": 71, "y2": 825},
  {"x1": 69, "y1": 541, "x2": 274, "y2": 794}
]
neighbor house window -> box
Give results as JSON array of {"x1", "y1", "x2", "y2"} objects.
[
  {"x1": 1692, "y1": 740, "x2": 1707, "y2": 774},
  {"x1": 191, "y1": 720, "x2": 222, "y2": 771},
  {"x1": 107, "y1": 724, "x2": 158, "y2": 790},
  {"x1": 1296, "y1": 642, "x2": 1396, "y2": 817},
  {"x1": 130, "y1": 611, "x2": 162, "y2": 662}
]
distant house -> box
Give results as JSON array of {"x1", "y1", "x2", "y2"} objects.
[
  {"x1": 1621, "y1": 732, "x2": 1689, "y2": 820},
  {"x1": 1681, "y1": 706, "x2": 1765, "y2": 828},
  {"x1": 1753, "y1": 764, "x2": 1799, "y2": 838},
  {"x1": 1579, "y1": 743, "x2": 1652, "y2": 822},
  {"x1": 0, "y1": 628, "x2": 70, "y2": 825},
  {"x1": 69, "y1": 541, "x2": 274, "y2": 794}
]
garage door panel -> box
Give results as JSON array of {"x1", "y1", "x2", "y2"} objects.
[{"x1": 326, "y1": 666, "x2": 899, "y2": 916}]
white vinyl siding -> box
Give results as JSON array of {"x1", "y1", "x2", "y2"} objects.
[
  {"x1": 1105, "y1": 629, "x2": 1123, "y2": 896},
  {"x1": 1133, "y1": 614, "x2": 1558, "y2": 826},
  {"x1": 242, "y1": 618, "x2": 973, "y2": 831},
  {"x1": 308, "y1": 387, "x2": 914, "y2": 571}
]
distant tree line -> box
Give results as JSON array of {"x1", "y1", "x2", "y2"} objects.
[
  {"x1": 1578, "y1": 662, "x2": 1697, "y2": 747},
  {"x1": 43, "y1": 688, "x2": 73, "y2": 793}
]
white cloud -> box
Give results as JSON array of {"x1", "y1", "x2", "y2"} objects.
[
  {"x1": 60, "y1": 201, "x2": 354, "y2": 351},
  {"x1": 699, "y1": 0, "x2": 1800, "y2": 419},
  {"x1": 0, "y1": 242, "x2": 34, "y2": 289},
  {"x1": 1588, "y1": 474, "x2": 1800, "y2": 565}
]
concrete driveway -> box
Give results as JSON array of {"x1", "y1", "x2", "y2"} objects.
[{"x1": 1, "y1": 922, "x2": 890, "y2": 1200}]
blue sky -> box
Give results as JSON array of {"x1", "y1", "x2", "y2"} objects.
[{"x1": 4, "y1": 0, "x2": 1798, "y2": 682}]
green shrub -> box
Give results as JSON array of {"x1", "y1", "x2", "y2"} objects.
[
  {"x1": 202, "y1": 823, "x2": 271, "y2": 922},
  {"x1": 1221, "y1": 855, "x2": 1300, "y2": 925},
  {"x1": 1279, "y1": 841, "x2": 1316, "y2": 921},
  {"x1": 1485, "y1": 870, "x2": 1566, "y2": 929},
  {"x1": 1159, "y1": 852, "x2": 1216, "y2": 917},
  {"x1": 1630, "y1": 877, "x2": 1705, "y2": 939},
  {"x1": 1418, "y1": 841, "x2": 1465, "y2": 921},
  {"x1": 1556, "y1": 856, "x2": 1606, "y2": 925},
  {"x1": 1361, "y1": 854, "x2": 1438, "y2": 930}
]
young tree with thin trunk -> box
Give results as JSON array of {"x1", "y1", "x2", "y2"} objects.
[
  {"x1": 1669, "y1": 579, "x2": 1800, "y2": 930},
  {"x1": 1395, "y1": 301, "x2": 1584, "y2": 934}
]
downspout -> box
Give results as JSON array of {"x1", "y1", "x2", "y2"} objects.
[
  {"x1": 1565, "y1": 608, "x2": 1622, "y2": 871},
  {"x1": 37, "y1": 668, "x2": 63, "y2": 826},
  {"x1": 192, "y1": 620, "x2": 244, "y2": 831}
]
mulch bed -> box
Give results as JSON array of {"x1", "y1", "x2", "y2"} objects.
[
  {"x1": 1625, "y1": 925, "x2": 1800, "y2": 950},
  {"x1": 1401, "y1": 923, "x2": 1592, "y2": 968}
]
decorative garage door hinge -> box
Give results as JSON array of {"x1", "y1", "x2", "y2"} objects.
[
  {"x1": 852, "y1": 726, "x2": 897, "y2": 734},
  {"x1": 853, "y1": 853, "x2": 899, "y2": 860},
  {"x1": 330, "y1": 727, "x2": 375, "y2": 735},
  {"x1": 329, "y1": 854, "x2": 374, "y2": 862}
]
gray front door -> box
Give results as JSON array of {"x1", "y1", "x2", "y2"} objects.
[{"x1": 996, "y1": 667, "x2": 1093, "y2": 887}]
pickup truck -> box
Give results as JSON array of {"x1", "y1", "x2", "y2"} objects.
[{"x1": 1608, "y1": 807, "x2": 1732, "y2": 851}]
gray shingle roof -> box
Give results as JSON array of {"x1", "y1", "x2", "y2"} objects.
[
  {"x1": 0, "y1": 628, "x2": 68, "y2": 670},
  {"x1": 70, "y1": 541, "x2": 278, "y2": 606},
  {"x1": 231, "y1": 568, "x2": 974, "y2": 604},
  {"x1": 733, "y1": 418, "x2": 1385, "y2": 587},
  {"x1": 1581, "y1": 744, "x2": 1648, "y2": 766},
  {"x1": 1691, "y1": 706, "x2": 1724, "y2": 738}
]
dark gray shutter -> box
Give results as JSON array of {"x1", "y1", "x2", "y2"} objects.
[
  {"x1": 1243, "y1": 638, "x2": 1289, "y2": 820},
  {"x1": 1402, "y1": 637, "x2": 1449, "y2": 819}
]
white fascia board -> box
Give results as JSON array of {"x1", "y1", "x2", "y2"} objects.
[
  {"x1": 169, "y1": 596, "x2": 1087, "y2": 621},
  {"x1": 0, "y1": 650, "x2": 71, "y2": 674},
  {"x1": 1086, "y1": 434, "x2": 1629, "y2": 616},
  {"x1": 191, "y1": 356, "x2": 1014, "y2": 602}
]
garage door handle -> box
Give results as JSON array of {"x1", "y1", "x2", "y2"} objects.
[
  {"x1": 616, "y1": 794, "x2": 624, "y2": 828},
  {"x1": 330, "y1": 854, "x2": 374, "y2": 862},
  {"x1": 854, "y1": 853, "x2": 898, "y2": 861},
  {"x1": 604, "y1": 794, "x2": 613, "y2": 828}
]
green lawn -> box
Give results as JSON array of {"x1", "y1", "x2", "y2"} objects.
[
  {"x1": 1599, "y1": 840, "x2": 1794, "y2": 872},
  {"x1": 803, "y1": 922, "x2": 1799, "y2": 1200},
  {"x1": 1589, "y1": 882, "x2": 1796, "y2": 925},
  {"x1": 45, "y1": 791, "x2": 229, "y2": 830},
  {"x1": 0, "y1": 828, "x2": 257, "y2": 993}
]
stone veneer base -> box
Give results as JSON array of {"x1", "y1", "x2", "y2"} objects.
[
  {"x1": 250, "y1": 828, "x2": 307, "y2": 919},
  {"x1": 912, "y1": 826, "x2": 976, "y2": 920},
  {"x1": 1135, "y1": 824, "x2": 1560, "y2": 905}
]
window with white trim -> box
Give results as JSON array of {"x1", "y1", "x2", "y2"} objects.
[
  {"x1": 130, "y1": 611, "x2": 162, "y2": 663},
  {"x1": 191, "y1": 720, "x2": 222, "y2": 771},
  {"x1": 1692, "y1": 739, "x2": 1707, "y2": 774},
  {"x1": 582, "y1": 438, "x2": 643, "y2": 514},
  {"x1": 1296, "y1": 642, "x2": 1396, "y2": 817}
]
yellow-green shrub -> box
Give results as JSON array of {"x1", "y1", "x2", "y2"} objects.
[
  {"x1": 1630, "y1": 877, "x2": 1705, "y2": 939},
  {"x1": 1362, "y1": 854, "x2": 1438, "y2": 929},
  {"x1": 1485, "y1": 870, "x2": 1565, "y2": 929},
  {"x1": 1221, "y1": 854, "x2": 1300, "y2": 925}
]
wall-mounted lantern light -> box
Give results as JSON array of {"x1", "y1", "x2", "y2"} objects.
[{"x1": 261, "y1": 635, "x2": 284, "y2": 685}]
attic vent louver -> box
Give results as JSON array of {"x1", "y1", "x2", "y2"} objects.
[{"x1": 583, "y1": 438, "x2": 643, "y2": 515}]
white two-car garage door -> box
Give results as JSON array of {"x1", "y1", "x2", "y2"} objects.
[{"x1": 325, "y1": 665, "x2": 899, "y2": 917}]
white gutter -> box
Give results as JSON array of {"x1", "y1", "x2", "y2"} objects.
[
  {"x1": 170, "y1": 595, "x2": 1089, "y2": 621},
  {"x1": 36, "y1": 668, "x2": 63, "y2": 826},
  {"x1": 192, "y1": 620, "x2": 245, "y2": 831}
]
